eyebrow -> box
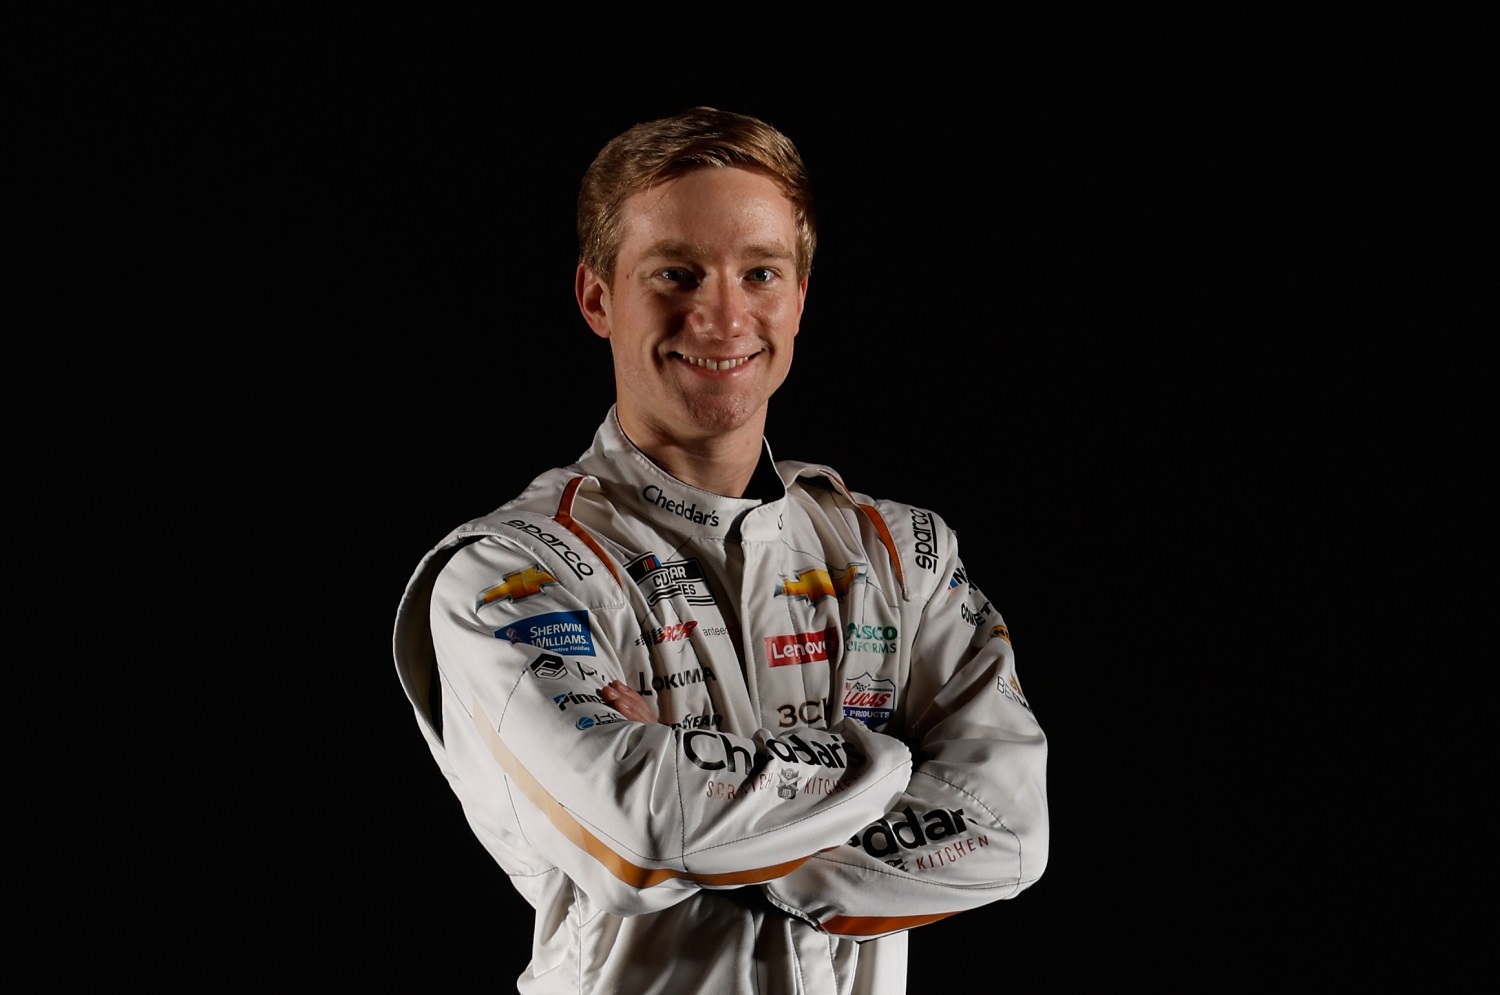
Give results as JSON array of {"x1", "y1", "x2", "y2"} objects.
[{"x1": 639, "y1": 239, "x2": 795, "y2": 264}]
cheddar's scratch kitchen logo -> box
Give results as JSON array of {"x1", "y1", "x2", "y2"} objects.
[
  {"x1": 499, "y1": 610, "x2": 596, "y2": 656},
  {"x1": 626, "y1": 552, "x2": 715, "y2": 606},
  {"x1": 477, "y1": 566, "x2": 557, "y2": 609},
  {"x1": 774, "y1": 564, "x2": 863, "y2": 603},
  {"x1": 642, "y1": 485, "x2": 720, "y2": 528},
  {"x1": 764, "y1": 627, "x2": 839, "y2": 667},
  {"x1": 847, "y1": 805, "x2": 986, "y2": 872}
]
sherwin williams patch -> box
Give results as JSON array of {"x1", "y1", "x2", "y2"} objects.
[{"x1": 498, "y1": 610, "x2": 597, "y2": 656}]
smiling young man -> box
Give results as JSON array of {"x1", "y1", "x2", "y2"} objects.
[{"x1": 393, "y1": 107, "x2": 1049, "y2": 995}]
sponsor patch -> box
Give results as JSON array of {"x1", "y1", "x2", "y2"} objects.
[
  {"x1": 774, "y1": 564, "x2": 864, "y2": 603},
  {"x1": 842, "y1": 672, "x2": 896, "y2": 728},
  {"x1": 498, "y1": 609, "x2": 597, "y2": 656},
  {"x1": 642, "y1": 485, "x2": 721, "y2": 528},
  {"x1": 847, "y1": 805, "x2": 974, "y2": 871},
  {"x1": 627, "y1": 552, "x2": 716, "y2": 606},
  {"x1": 765, "y1": 626, "x2": 839, "y2": 667},
  {"x1": 843, "y1": 621, "x2": 898, "y2": 655},
  {"x1": 527, "y1": 653, "x2": 568, "y2": 680},
  {"x1": 476, "y1": 566, "x2": 557, "y2": 609},
  {"x1": 503, "y1": 519, "x2": 595, "y2": 579}
]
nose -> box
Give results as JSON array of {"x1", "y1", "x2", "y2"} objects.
[{"x1": 689, "y1": 272, "x2": 747, "y2": 338}]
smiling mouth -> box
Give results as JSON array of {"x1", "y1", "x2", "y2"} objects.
[{"x1": 676, "y1": 353, "x2": 754, "y2": 371}]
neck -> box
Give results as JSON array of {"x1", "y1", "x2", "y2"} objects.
[{"x1": 615, "y1": 409, "x2": 766, "y2": 497}]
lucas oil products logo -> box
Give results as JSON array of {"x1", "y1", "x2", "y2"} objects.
[
  {"x1": 642, "y1": 485, "x2": 720, "y2": 528},
  {"x1": 774, "y1": 564, "x2": 864, "y2": 603},
  {"x1": 499, "y1": 610, "x2": 596, "y2": 656},
  {"x1": 626, "y1": 552, "x2": 715, "y2": 606},
  {"x1": 764, "y1": 627, "x2": 839, "y2": 667},
  {"x1": 504, "y1": 519, "x2": 594, "y2": 579},
  {"x1": 842, "y1": 672, "x2": 896, "y2": 728},
  {"x1": 477, "y1": 566, "x2": 557, "y2": 609}
]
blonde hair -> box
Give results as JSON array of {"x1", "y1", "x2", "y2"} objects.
[{"x1": 577, "y1": 106, "x2": 817, "y2": 287}]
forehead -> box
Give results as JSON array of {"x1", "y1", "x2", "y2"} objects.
[{"x1": 618, "y1": 167, "x2": 797, "y2": 257}]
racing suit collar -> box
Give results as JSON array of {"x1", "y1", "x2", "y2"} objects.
[{"x1": 578, "y1": 406, "x2": 782, "y2": 540}]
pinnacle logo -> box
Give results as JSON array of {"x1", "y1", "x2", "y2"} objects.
[
  {"x1": 477, "y1": 566, "x2": 558, "y2": 609},
  {"x1": 774, "y1": 563, "x2": 864, "y2": 603}
]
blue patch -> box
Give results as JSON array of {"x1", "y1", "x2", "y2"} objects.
[{"x1": 497, "y1": 609, "x2": 597, "y2": 656}]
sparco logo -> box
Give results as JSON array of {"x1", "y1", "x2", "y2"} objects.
[
  {"x1": 847, "y1": 805, "x2": 970, "y2": 866},
  {"x1": 682, "y1": 731, "x2": 863, "y2": 772},
  {"x1": 910, "y1": 509, "x2": 940, "y2": 573},
  {"x1": 504, "y1": 519, "x2": 595, "y2": 578},
  {"x1": 643, "y1": 485, "x2": 720, "y2": 528},
  {"x1": 765, "y1": 627, "x2": 839, "y2": 667}
]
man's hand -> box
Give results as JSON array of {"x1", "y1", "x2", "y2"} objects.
[{"x1": 599, "y1": 679, "x2": 659, "y2": 724}]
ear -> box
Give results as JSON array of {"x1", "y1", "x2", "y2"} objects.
[
  {"x1": 576, "y1": 264, "x2": 612, "y2": 339},
  {"x1": 792, "y1": 273, "x2": 809, "y2": 336}
]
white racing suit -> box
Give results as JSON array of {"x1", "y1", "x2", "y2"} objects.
[{"x1": 392, "y1": 408, "x2": 1048, "y2": 994}]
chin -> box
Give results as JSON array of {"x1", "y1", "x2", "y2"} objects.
[{"x1": 681, "y1": 395, "x2": 764, "y2": 435}]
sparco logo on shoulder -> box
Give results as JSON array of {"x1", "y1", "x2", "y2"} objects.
[
  {"x1": 504, "y1": 519, "x2": 594, "y2": 579},
  {"x1": 643, "y1": 485, "x2": 720, "y2": 528},
  {"x1": 910, "y1": 509, "x2": 940, "y2": 573}
]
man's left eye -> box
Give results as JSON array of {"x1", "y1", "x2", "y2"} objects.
[{"x1": 746, "y1": 268, "x2": 774, "y2": 283}]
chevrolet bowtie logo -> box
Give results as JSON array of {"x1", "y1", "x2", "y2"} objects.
[
  {"x1": 477, "y1": 566, "x2": 558, "y2": 609},
  {"x1": 776, "y1": 564, "x2": 863, "y2": 603}
]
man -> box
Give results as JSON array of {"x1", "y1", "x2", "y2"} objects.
[{"x1": 393, "y1": 106, "x2": 1048, "y2": 994}]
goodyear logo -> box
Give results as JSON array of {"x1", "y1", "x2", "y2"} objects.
[
  {"x1": 477, "y1": 566, "x2": 558, "y2": 609},
  {"x1": 774, "y1": 564, "x2": 864, "y2": 603}
]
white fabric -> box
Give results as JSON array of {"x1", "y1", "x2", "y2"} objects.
[{"x1": 393, "y1": 407, "x2": 1048, "y2": 993}]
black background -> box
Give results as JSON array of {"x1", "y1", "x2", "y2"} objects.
[{"x1": 65, "y1": 10, "x2": 1488, "y2": 988}]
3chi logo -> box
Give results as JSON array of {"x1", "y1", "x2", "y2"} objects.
[{"x1": 477, "y1": 566, "x2": 557, "y2": 609}]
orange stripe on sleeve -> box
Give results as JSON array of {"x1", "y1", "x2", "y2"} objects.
[
  {"x1": 818, "y1": 911, "x2": 956, "y2": 936},
  {"x1": 474, "y1": 698, "x2": 811, "y2": 888}
]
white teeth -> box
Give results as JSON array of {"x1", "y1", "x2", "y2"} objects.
[{"x1": 684, "y1": 355, "x2": 749, "y2": 371}]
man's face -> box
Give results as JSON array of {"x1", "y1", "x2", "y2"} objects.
[{"x1": 577, "y1": 167, "x2": 807, "y2": 448}]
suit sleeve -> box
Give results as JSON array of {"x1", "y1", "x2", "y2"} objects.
[
  {"x1": 760, "y1": 509, "x2": 1049, "y2": 938},
  {"x1": 428, "y1": 530, "x2": 914, "y2": 919}
]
